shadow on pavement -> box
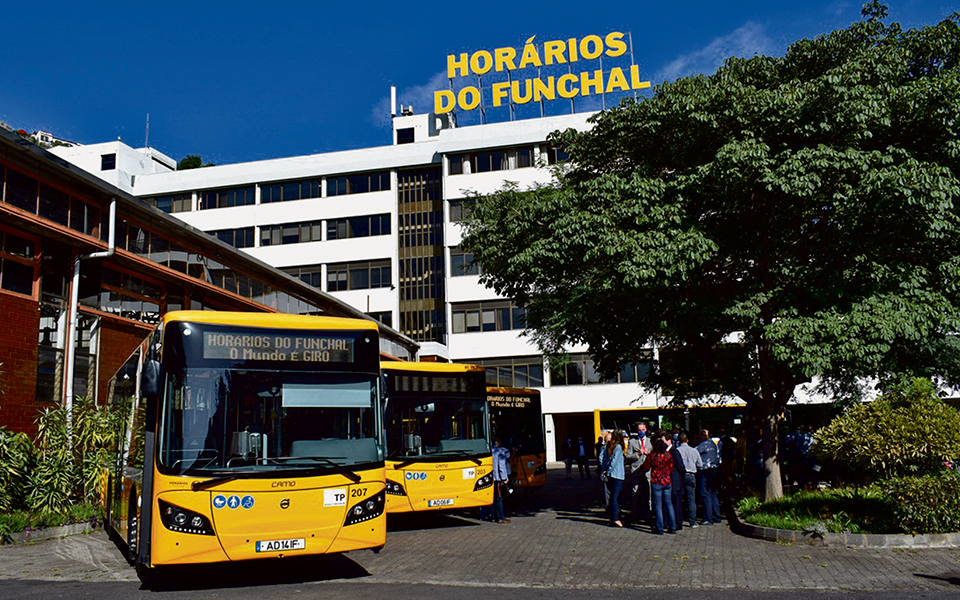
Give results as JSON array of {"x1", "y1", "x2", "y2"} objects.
[
  {"x1": 387, "y1": 512, "x2": 481, "y2": 532},
  {"x1": 914, "y1": 572, "x2": 960, "y2": 587},
  {"x1": 139, "y1": 552, "x2": 370, "y2": 591}
]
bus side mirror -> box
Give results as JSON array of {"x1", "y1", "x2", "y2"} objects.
[{"x1": 141, "y1": 359, "x2": 163, "y2": 398}]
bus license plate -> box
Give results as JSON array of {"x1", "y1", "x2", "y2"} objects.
[
  {"x1": 428, "y1": 498, "x2": 454, "y2": 507},
  {"x1": 255, "y1": 538, "x2": 306, "y2": 553}
]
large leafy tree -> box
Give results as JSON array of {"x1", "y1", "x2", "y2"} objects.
[{"x1": 460, "y1": 4, "x2": 960, "y2": 500}]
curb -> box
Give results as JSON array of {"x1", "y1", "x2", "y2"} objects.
[
  {"x1": 3, "y1": 521, "x2": 98, "y2": 545},
  {"x1": 726, "y1": 504, "x2": 960, "y2": 549}
]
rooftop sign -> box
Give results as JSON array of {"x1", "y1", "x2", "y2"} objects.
[{"x1": 435, "y1": 32, "x2": 650, "y2": 114}]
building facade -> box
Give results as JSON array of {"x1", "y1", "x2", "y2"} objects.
[
  {"x1": 0, "y1": 129, "x2": 417, "y2": 436},
  {"x1": 52, "y1": 109, "x2": 834, "y2": 461}
]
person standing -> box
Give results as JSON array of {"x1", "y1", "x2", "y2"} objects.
[
  {"x1": 481, "y1": 438, "x2": 512, "y2": 523},
  {"x1": 642, "y1": 436, "x2": 677, "y2": 534},
  {"x1": 576, "y1": 436, "x2": 591, "y2": 479},
  {"x1": 625, "y1": 422, "x2": 653, "y2": 522},
  {"x1": 666, "y1": 432, "x2": 685, "y2": 531},
  {"x1": 696, "y1": 429, "x2": 722, "y2": 525},
  {"x1": 599, "y1": 430, "x2": 626, "y2": 527},
  {"x1": 676, "y1": 433, "x2": 703, "y2": 528}
]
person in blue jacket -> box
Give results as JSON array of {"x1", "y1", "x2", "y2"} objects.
[{"x1": 600, "y1": 429, "x2": 626, "y2": 527}]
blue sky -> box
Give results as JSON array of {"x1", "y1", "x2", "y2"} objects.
[{"x1": 1, "y1": 1, "x2": 955, "y2": 166}]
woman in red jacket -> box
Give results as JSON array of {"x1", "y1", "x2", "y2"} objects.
[{"x1": 642, "y1": 436, "x2": 678, "y2": 534}]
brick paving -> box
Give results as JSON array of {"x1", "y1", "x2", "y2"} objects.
[
  {"x1": 2, "y1": 465, "x2": 960, "y2": 592},
  {"x1": 353, "y1": 465, "x2": 960, "y2": 592}
]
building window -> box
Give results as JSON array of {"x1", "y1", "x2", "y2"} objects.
[
  {"x1": 281, "y1": 264, "x2": 322, "y2": 289},
  {"x1": 261, "y1": 178, "x2": 320, "y2": 203},
  {"x1": 367, "y1": 311, "x2": 393, "y2": 328},
  {"x1": 327, "y1": 214, "x2": 391, "y2": 240},
  {"x1": 451, "y1": 300, "x2": 526, "y2": 334},
  {"x1": 0, "y1": 229, "x2": 36, "y2": 297},
  {"x1": 397, "y1": 166, "x2": 445, "y2": 343},
  {"x1": 200, "y1": 186, "x2": 255, "y2": 209},
  {"x1": 541, "y1": 144, "x2": 569, "y2": 164},
  {"x1": 551, "y1": 352, "x2": 652, "y2": 386},
  {"x1": 3, "y1": 167, "x2": 39, "y2": 213},
  {"x1": 448, "y1": 146, "x2": 535, "y2": 175},
  {"x1": 396, "y1": 128, "x2": 415, "y2": 145},
  {"x1": 458, "y1": 356, "x2": 544, "y2": 388},
  {"x1": 327, "y1": 171, "x2": 390, "y2": 196},
  {"x1": 211, "y1": 227, "x2": 256, "y2": 248},
  {"x1": 327, "y1": 260, "x2": 391, "y2": 292},
  {"x1": 260, "y1": 221, "x2": 322, "y2": 246},
  {"x1": 147, "y1": 193, "x2": 191, "y2": 213},
  {"x1": 449, "y1": 199, "x2": 476, "y2": 222},
  {"x1": 101, "y1": 154, "x2": 116, "y2": 171},
  {"x1": 450, "y1": 246, "x2": 480, "y2": 276}
]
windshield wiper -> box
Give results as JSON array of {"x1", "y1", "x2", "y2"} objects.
[
  {"x1": 261, "y1": 456, "x2": 362, "y2": 483},
  {"x1": 393, "y1": 450, "x2": 483, "y2": 466},
  {"x1": 192, "y1": 475, "x2": 238, "y2": 492},
  {"x1": 446, "y1": 450, "x2": 484, "y2": 466}
]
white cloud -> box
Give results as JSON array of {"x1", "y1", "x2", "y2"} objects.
[
  {"x1": 370, "y1": 71, "x2": 449, "y2": 130},
  {"x1": 656, "y1": 22, "x2": 773, "y2": 83}
]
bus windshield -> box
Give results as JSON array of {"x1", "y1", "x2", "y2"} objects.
[
  {"x1": 384, "y1": 397, "x2": 488, "y2": 459},
  {"x1": 489, "y1": 394, "x2": 545, "y2": 454},
  {"x1": 158, "y1": 368, "x2": 380, "y2": 475}
]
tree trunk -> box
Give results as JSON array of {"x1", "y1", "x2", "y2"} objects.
[{"x1": 761, "y1": 404, "x2": 783, "y2": 501}]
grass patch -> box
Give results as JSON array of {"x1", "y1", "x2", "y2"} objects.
[
  {"x1": 736, "y1": 488, "x2": 902, "y2": 534},
  {"x1": 0, "y1": 503, "x2": 100, "y2": 539}
]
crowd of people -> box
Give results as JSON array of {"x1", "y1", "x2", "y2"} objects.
[
  {"x1": 490, "y1": 423, "x2": 819, "y2": 528},
  {"x1": 595, "y1": 424, "x2": 731, "y2": 533}
]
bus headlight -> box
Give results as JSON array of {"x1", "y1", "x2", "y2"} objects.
[
  {"x1": 534, "y1": 464, "x2": 547, "y2": 476},
  {"x1": 474, "y1": 473, "x2": 494, "y2": 491},
  {"x1": 344, "y1": 491, "x2": 385, "y2": 526},
  {"x1": 159, "y1": 499, "x2": 215, "y2": 536},
  {"x1": 385, "y1": 480, "x2": 407, "y2": 496}
]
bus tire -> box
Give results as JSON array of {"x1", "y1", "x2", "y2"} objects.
[{"x1": 135, "y1": 562, "x2": 160, "y2": 587}]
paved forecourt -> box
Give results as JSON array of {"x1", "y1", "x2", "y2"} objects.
[{"x1": 1, "y1": 465, "x2": 960, "y2": 592}]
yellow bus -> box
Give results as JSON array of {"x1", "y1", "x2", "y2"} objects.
[
  {"x1": 488, "y1": 387, "x2": 546, "y2": 489},
  {"x1": 380, "y1": 362, "x2": 493, "y2": 513},
  {"x1": 103, "y1": 311, "x2": 387, "y2": 580}
]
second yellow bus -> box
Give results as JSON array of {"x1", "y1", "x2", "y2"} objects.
[{"x1": 380, "y1": 362, "x2": 493, "y2": 513}]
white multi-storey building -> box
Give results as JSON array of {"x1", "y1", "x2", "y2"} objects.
[{"x1": 56, "y1": 108, "x2": 820, "y2": 460}]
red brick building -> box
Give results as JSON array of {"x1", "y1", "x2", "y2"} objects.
[{"x1": 0, "y1": 129, "x2": 417, "y2": 436}]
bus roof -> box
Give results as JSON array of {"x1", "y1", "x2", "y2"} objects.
[
  {"x1": 380, "y1": 361, "x2": 483, "y2": 374},
  {"x1": 487, "y1": 386, "x2": 540, "y2": 396},
  {"x1": 163, "y1": 311, "x2": 380, "y2": 332}
]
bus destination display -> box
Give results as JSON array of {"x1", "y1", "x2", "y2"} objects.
[
  {"x1": 203, "y1": 332, "x2": 354, "y2": 363},
  {"x1": 488, "y1": 394, "x2": 534, "y2": 408}
]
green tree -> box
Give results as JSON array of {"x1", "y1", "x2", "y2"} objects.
[
  {"x1": 177, "y1": 154, "x2": 215, "y2": 170},
  {"x1": 461, "y1": 4, "x2": 960, "y2": 500}
]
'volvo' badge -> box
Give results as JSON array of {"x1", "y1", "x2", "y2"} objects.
[{"x1": 280, "y1": 498, "x2": 290, "y2": 509}]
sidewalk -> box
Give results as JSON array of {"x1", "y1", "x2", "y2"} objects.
[
  {"x1": 355, "y1": 465, "x2": 960, "y2": 591},
  {"x1": 1, "y1": 466, "x2": 959, "y2": 591}
]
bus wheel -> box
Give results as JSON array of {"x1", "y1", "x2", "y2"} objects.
[
  {"x1": 135, "y1": 562, "x2": 161, "y2": 587},
  {"x1": 126, "y1": 493, "x2": 138, "y2": 564}
]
